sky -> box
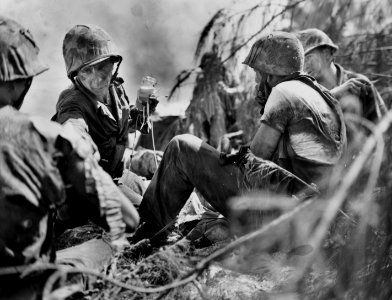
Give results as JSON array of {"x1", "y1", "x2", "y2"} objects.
[{"x1": 0, "y1": 0, "x2": 235, "y2": 118}]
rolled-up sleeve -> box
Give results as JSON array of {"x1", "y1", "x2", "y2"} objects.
[
  {"x1": 260, "y1": 87, "x2": 292, "y2": 133},
  {"x1": 56, "y1": 101, "x2": 90, "y2": 135}
]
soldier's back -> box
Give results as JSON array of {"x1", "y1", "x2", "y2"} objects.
[{"x1": 0, "y1": 106, "x2": 64, "y2": 267}]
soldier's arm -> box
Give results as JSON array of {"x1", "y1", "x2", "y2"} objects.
[
  {"x1": 330, "y1": 78, "x2": 369, "y2": 99},
  {"x1": 54, "y1": 99, "x2": 94, "y2": 146},
  {"x1": 331, "y1": 74, "x2": 387, "y2": 121},
  {"x1": 56, "y1": 124, "x2": 139, "y2": 240},
  {"x1": 250, "y1": 123, "x2": 281, "y2": 159},
  {"x1": 113, "y1": 79, "x2": 155, "y2": 134},
  {"x1": 251, "y1": 87, "x2": 290, "y2": 159}
]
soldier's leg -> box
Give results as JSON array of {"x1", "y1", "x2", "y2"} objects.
[
  {"x1": 56, "y1": 238, "x2": 114, "y2": 284},
  {"x1": 0, "y1": 238, "x2": 114, "y2": 300},
  {"x1": 136, "y1": 134, "x2": 242, "y2": 240}
]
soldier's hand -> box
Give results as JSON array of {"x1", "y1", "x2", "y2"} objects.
[
  {"x1": 217, "y1": 81, "x2": 229, "y2": 93},
  {"x1": 135, "y1": 94, "x2": 159, "y2": 113},
  {"x1": 217, "y1": 81, "x2": 244, "y2": 95},
  {"x1": 218, "y1": 136, "x2": 231, "y2": 154},
  {"x1": 123, "y1": 147, "x2": 134, "y2": 170},
  {"x1": 331, "y1": 78, "x2": 369, "y2": 98},
  {"x1": 148, "y1": 95, "x2": 159, "y2": 113},
  {"x1": 125, "y1": 147, "x2": 163, "y2": 179}
]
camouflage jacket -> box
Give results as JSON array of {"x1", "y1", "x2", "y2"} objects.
[
  {"x1": 0, "y1": 106, "x2": 127, "y2": 267},
  {"x1": 53, "y1": 78, "x2": 147, "y2": 178}
]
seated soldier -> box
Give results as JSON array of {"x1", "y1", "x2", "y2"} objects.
[
  {"x1": 52, "y1": 24, "x2": 159, "y2": 208},
  {"x1": 0, "y1": 16, "x2": 139, "y2": 299},
  {"x1": 297, "y1": 28, "x2": 387, "y2": 125},
  {"x1": 132, "y1": 31, "x2": 347, "y2": 244}
]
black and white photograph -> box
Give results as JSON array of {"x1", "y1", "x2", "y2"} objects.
[{"x1": 0, "y1": 0, "x2": 391, "y2": 299}]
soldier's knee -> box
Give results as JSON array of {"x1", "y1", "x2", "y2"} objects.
[
  {"x1": 170, "y1": 134, "x2": 193, "y2": 147},
  {"x1": 168, "y1": 134, "x2": 200, "y2": 154}
]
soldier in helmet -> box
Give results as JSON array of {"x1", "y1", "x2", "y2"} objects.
[
  {"x1": 52, "y1": 24, "x2": 159, "y2": 208},
  {"x1": 297, "y1": 28, "x2": 387, "y2": 124},
  {"x1": 131, "y1": 31, "x2": 346, "y2": 244},
  {"x1": 0, "y1": 16, "x2": 139, "y2": 299}
]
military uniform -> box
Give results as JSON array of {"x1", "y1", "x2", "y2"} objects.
[
  {"x1": 132, "y1": 32, "x2": 346, "y2": 243},
  {"x1": 137, "y1": 75, "x2": 345, "y2": 235},
  {"x1": 335, "y1": 63, "x2": 387, "y2": 122},
  {"x1": 53, "y1": 78, "x2": 147, "y2": 178},
  {"x1": 297, "y1": 28, "x2": 387, "y2": 123},
  {"x1": 0, "y1": 107, "x2": 128, "y2": 298},
  {"x1": 52, "y1": 24, "x2": 152, "y2": 207},
  {"x1": 0, "y1": 16, "x2": 138, "y2": 299}
]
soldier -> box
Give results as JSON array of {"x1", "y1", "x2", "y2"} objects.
[
  {"x1": 297, "y1": 28, "x2": 387, "y2": 123},
  {"x1": 0, "y1": 16, "x2": 139, "y2": 299},
  {"x1": 52, "y1": 24, "x2": 159, "y2": 207},
  {"x1": 132, "y1": 32, "x2": 346, "y2": 244}
]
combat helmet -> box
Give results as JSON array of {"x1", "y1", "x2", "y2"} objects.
[
  {"x1": 243, "y1": 31, "x2": 304, "y2": 76},
  {"x1": 0, "y1": 16, "x2": 48, "y2": 81},
  {"x1": 63, "y1": 24, "x2": 121, "y2": 79},
  {"x1": 296, "y1": 28, "x2": 338, "y2": 55}
]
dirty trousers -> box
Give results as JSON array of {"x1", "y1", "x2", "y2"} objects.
[
  {"x1": 138, "y1": 134, "x2": 304, "y2": 232},
  {"x1": 0, "y1": 238, "x2": 113, "y2": 300},
  {"x1": 117, "y1": 169, "x2": 148, "y2": 208}
]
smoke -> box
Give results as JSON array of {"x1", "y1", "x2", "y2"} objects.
[{"x1": 0, "y1": 0, "x2": 232, "y2": 117}]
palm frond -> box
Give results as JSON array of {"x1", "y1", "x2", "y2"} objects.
[
  {"x1": 167, "y1": 69, "x2": 195, "y2": 101},
  {"x1": 222, "y1": 0, "x2": 307, "y2": 63},
  {"x1": 194, "y1": 9, "x2": 226, "y2": 60}
]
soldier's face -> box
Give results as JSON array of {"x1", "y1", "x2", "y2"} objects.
[
  {"x1": 304, "y1": 49, "x2": 330, "y2": 80},
  {"x1": 78, "y1": 59, "x2": 114, "y2": 98},
  {"x1": 254, "y1": 70, "x2": 271, "y2": 107},
  {"x1": 254, "y1": 70, "x2": 268, "y2": 92}
]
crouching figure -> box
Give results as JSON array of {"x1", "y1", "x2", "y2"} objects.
[{"x1": 0, "y1": 16, "x2": 139, "y2": 299}]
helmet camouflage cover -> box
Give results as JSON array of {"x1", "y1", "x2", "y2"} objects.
[
  {"x1": 243, "y1": 31, "x2": 304, "y2": 76},
  {"x1": 296, "y1": 28, "x2": 339, "y2": 55},
  {"x1": 0, "y1": 16, "x2": 48, "y2": 81},
  {"x1": 63, "y1": 24, "x2": 121, "y2": 79}
]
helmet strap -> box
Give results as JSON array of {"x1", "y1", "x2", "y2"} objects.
[
  {"x1": 13, "y1": 78, "x2": 32, "y2": 110},
  {"x1": 255, "y1": 77, "x2": 272, "y2": 115},
  {"x1": 111, "y1": 57, "x2": 122, "y2": 81},
  {"x1": 74, "y1": 76, "x2": 107, "y2": 103}
]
